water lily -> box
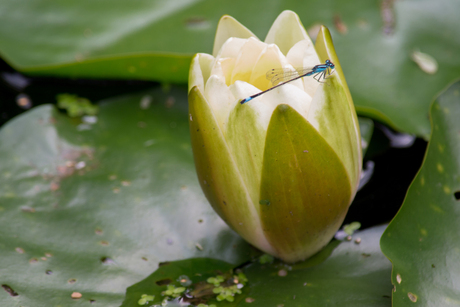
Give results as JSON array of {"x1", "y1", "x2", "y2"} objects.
[{"x1": 188, "y1": 11, "x2": 361, "y2": 262}]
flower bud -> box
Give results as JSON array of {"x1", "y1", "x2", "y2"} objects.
[{"x1": 188, "y1": 11, "x2": 361, "y2": 262}]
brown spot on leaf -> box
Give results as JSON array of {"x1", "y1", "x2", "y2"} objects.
[
  {"x1": 155, "y1": 278, "x2": 172, "y2": 286},
  {"x1": 21, "y1": 206, "x2": 35, "y2": 213},
  {"x1": 2, "y1": 285, "x2": 18, "y2": 296},
  {"x1": 334, "y1": 14, "x2": 348, "y2": 34},
  {"x1": 101, "y1": 257, "x2": 116, "y2": 265},
  {"x1": 381, "y1": 0, "x2": 395, "y2": 35},
  {"x1": 165, "y1": 97, "x2": 175, "y2": 108},
  {"x1": 50, "y1": 181, "x2": 60, "y2": 191}
]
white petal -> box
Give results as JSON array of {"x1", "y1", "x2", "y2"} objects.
[
  {"x1": 231, "y1": 37, "x2": 267, "y2": 85},
  {"x1": 259, "y1": 83, "x2": 312, "y2": 124},
  {"x1": 213, "y1": 15, "x2": 258, "y2": 57},
  {"x1": 306, "y1": 83, "x2": 328, "y2": 133},
  {"x1": 229, "y1": 80, "x2": 257, "y2": 102},
  {"x1": 210, "y1": 57, "x2": 235, "y2": 87},
  {"x1": 215, "y1": 37, "x2": 248, "y2": 60},
  {"x1": 204, "y1": 75, "x2": 238, "y2": 131},
  {"x1": 188, "y1": 53, "x2": 214, "y2": 93},
  {"x1": 265, "y1": 10, "x2": 310, "y2": 55},
  {"x1": 229, "y1": 81, "x2": 276, "y2": 133},
  {"x1": 286, "y1": 39, "x2": 321, "y2": 98},
  {"x1": 230, "y1": 81, "x2": 312, "y2": 132},
  {"x1": 249, "y1": 44, "x2": 292, "y2": 92}
]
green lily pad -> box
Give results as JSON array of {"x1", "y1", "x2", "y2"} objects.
[
  {"x1": 1, "y1": 1, "x2": 459, "y2": 137},
  {"x1": 123, "y1": 225, "x2": 392, "y2": 307},
  {"x1": 0, "y1": 86, "x2": 253, "y2": 306},
  {"x1": 22, "y1": 53, "x2": 192, "y2": 84},
  {"x1": 380, "y1": 80, "x2": 460, "y2": 306},
  {"x1": 331, "y1": 0, "x2": 460, "y2": 138}
]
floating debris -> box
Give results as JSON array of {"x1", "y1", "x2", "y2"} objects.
[
  {"x1": 82, "y1": 115, "x2": 98, "y2": 124},
  {"x1": 16, "y1": 93, "x2": 32, "y2": 109},
  {"x1": 407, "y1": 292, "x2": 417, "y2": 302},
  {"x1": 140, "y1": 95, "x2": 153, "y2": 110},
  {"x1": 411, "y1": 50, "x2": 438, "y2": 74},
  {"x1": 185, "y1": 17, "x2": 211, "y2": 31},
  {"x1": 178, "y1": 275, "x2": 192, "y2": 287},
  {"x1": 278, "y1": 269, "x2": 288, "y2": 277},
  {"x1": 71, "y1": 292, "x2": 82, "y2": 299}
]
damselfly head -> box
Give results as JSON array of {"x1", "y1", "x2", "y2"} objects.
[{"x1": 325, "y1": 59, "x2": 335, "y2": 69}]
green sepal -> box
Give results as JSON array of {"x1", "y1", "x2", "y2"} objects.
[
  {"x1": 259, "y1": 104, "x2": 352, "y2": 263},
  {"x1": 188, "y1": 86, "x2": 274, "y2": 254},
  {"x1": 313, "y1": 26, "x2": 362, "y2": 194},
  {"x1": 225, "y1": 102, "x2": 267, "y2": 213}
]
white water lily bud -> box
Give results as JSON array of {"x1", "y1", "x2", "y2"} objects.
[{"x1": 188, "y1": 10, "x2": 361, "y2": 263}]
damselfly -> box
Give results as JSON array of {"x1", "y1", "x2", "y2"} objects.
[{"x1": 239, "y1": 59, "x2": 335, "y2": 104}]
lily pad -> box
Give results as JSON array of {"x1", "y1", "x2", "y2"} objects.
[
  {"x1": 380, "y1": 80, "x2": 460, "y2": 306},
  {"x1": 0, "y1": 87, "x2": 253, "y2": 306},
  {"x1": 123, "y1": 225, "x2": 392, "y2": 307}
]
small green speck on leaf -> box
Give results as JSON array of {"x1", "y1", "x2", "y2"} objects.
[
  {"x1": 234, "y1": 272, "x2": 248, "y2": 285},
  {"x1": 343, "y1": 222, "x2": 361, "y2": 235},
  {"x1": 56, "y1": 93, "x2": 99, "y2": 117},
  {"x1": 437, "y1": 163, "x2": 444, "y2": 173},
  {"x1": 162, "y1": 285, "x2": 186, "y2": 298},
  {"x1": 259, "y1": 199, "x2": 270, "y2": 206},
  {"x1": 259, "y1": 254, "x2": 274, "y2": 264},
  {"x1": 138, "y1": 294, "x2": 154, "y2": 305},
  {"x1": 207, "y1": 275, "x2": 225, "y2": 286}
]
